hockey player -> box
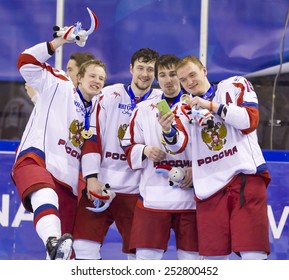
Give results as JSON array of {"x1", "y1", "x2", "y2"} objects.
[
  {"x1": 121, "y1": 54, "x2": 200, "y2": 260},
  {"x1": 72, "y1": 48, "x2": 162, "y2": 259},
  {"x1": 25, "y1": 52, "x2": 95, "y2": 104},
  {"x1": 158, "y1": 55, "x2": 271, "y2": 260},
  {"x1": 11, "y1": 25, "x2": 106, "y2": 260}
]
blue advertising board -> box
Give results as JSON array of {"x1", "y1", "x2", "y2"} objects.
[{"x1": 0, "y1": 141, "x2": 289, "y2": 260}]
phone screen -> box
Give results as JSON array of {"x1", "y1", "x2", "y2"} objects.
[{"x1": 156, "y1": 100, "x2": 171, "y2": 115}]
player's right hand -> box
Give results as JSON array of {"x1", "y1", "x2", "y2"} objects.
[{"x1": 86, "y1": 177, "x2": 103, "y2": 201}]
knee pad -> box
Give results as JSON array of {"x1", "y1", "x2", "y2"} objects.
[
  {"x1": 136, "y1": 248, "x2": 164, "y2": 260},
  {"x1": 240, "y1": 251, "x2": 267, "y2": 260},
  {"x1": 202, "y1": 255, "x2": 229, "y2": 260},
  {"x1": 73, "y1": 239, "x2": 102, "y2": 260},
  {"x1": 177, "y1": 249, "x2": 202, "y2": 260}
]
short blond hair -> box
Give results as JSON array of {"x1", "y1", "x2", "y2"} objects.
[
  {"x1": 78, "y1": 59, "x2": 107, "y2": 80},
  {"x1": 176, "y1": 56, "x2": 204, "y2": 72}
]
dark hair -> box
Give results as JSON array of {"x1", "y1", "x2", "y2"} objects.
[
  {"x1": 69, "y1": 52, "x2": 95, "y2": 68},
  {"x1": 130, "y1": 48, "x2": 159, "y2": 67},
  {"x1": 154, "y1": 54, "x2": 180, "y2": 80}
]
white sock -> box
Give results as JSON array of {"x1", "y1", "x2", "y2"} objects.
[
  {"x1": 240, "y1": 251, "x2": 267, "y2": 260},
  {"x1": 73, "y1": 239, "x2": 102, "y2": 259},
  {"x1": 202, "y1": 255, "x2": 229, "y2": 260},
  {"x1": 30, "y1": 188, "x2": 60, "y2": 245},
  {"x1": 127, "y1": 253, "x2": 136, "y2": 260},
  {"x1": 177, "y1": 249, "x2": 203, "y2": 260},
  {"x1": 136, "y1": 248, "x2": 164, "y2": 260}
]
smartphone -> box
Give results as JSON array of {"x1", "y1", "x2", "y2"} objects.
[{"x1": 156, "y1": 99, "x2": 171, "y2": 115}]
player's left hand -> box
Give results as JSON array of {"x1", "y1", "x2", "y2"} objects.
[
  {"x1": 143, "y1": 146, "x2": 166, "y2": 162},
  {"x1": 179, "y1": 167, "x2": 193, "y2": 188}
]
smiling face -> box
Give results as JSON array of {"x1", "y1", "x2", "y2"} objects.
[
  {"x1": 77, "y1": 61, "x2": 106, "y2": 101},
  {"x1": 176, "y1": 56, "x2": 211, "y2": 96},
  {"x1": 177, "y1": 61, "x2": 210, "y2": 96},
  {"x1": 130, "y1": 58, "x2": 156, "y2": 95}
]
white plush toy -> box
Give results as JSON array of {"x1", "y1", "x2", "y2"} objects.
[
  {"x1": 86, "y1": 184, "x2": 116, "y2": 213},
  {"x1": 155, "y1": 165, "x2": 185, "y2": 188},
  {"x1": 168, "y1": 167, "x2": 186, "y2": 188},
  {"x1": 180, "y1": 94, "x2": 215, "y2": 128},
  {"x1": 53, "y1": 7, "x2": 98, "y2": 47},
  {"x1": 181, "y1": 104, "x2": 215, "y2": 128}
]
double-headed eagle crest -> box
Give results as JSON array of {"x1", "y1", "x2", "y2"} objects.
[{"x1": 201, "y1": 122, "x2": 227, "y2": 151}]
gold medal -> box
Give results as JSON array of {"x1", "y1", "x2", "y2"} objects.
[
  {"x1": 81, "y1": 128, "x2": 93, "y2": 139},
  {"x1": 180, "y1": 94, "x2": 191, "y2": 104}
]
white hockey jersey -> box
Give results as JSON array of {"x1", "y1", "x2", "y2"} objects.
[
  {"x1": 13, "y1": 42, "x2": 97, "y2": 196},
  {"x1": 122, "y1": 94, "x2": 196, "y2": 211},
  {"x1": 81, "y1": 83, "x2": 162, "y2": 194},
  {"x1": 164, "y1": 76, "x2": 270, "y2": 200}
]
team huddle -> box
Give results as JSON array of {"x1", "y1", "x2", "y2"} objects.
[{"x1": 11, "y1": 17, "x2": 271, "y2": 260}]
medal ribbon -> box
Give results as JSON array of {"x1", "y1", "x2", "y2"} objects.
[
  {"x1": 197, "y1": 84, "x2": 216, "y2": 101},
  {"x1": 76, "y1": 88, "x2": 92, "y2": 130},
  {"x1": 127, "y1": 84, "x2": 153, "y2": 110}
]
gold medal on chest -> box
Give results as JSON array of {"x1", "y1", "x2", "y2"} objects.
[{"x1": 81, "y1": 128, "x2": 93, "y2": 139}]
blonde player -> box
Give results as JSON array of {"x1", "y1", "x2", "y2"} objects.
[
  {"x1": 158, "y1": 55, "x2": 271, "y2": 260},
  {"x1": 11, "y1": 20, "x2": 106, "y2": 260}
]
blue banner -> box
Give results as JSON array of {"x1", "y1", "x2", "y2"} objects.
[
  {"x1": 0, "y1": 0, "x2": 288, "y2": 83},
  {"x1": 1, "y1": 141, "x2": 289, "y2": 259}
]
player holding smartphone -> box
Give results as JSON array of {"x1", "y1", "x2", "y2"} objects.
[{"x1": 121, "y1": 54, "x2": 200, "y2": 260}]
